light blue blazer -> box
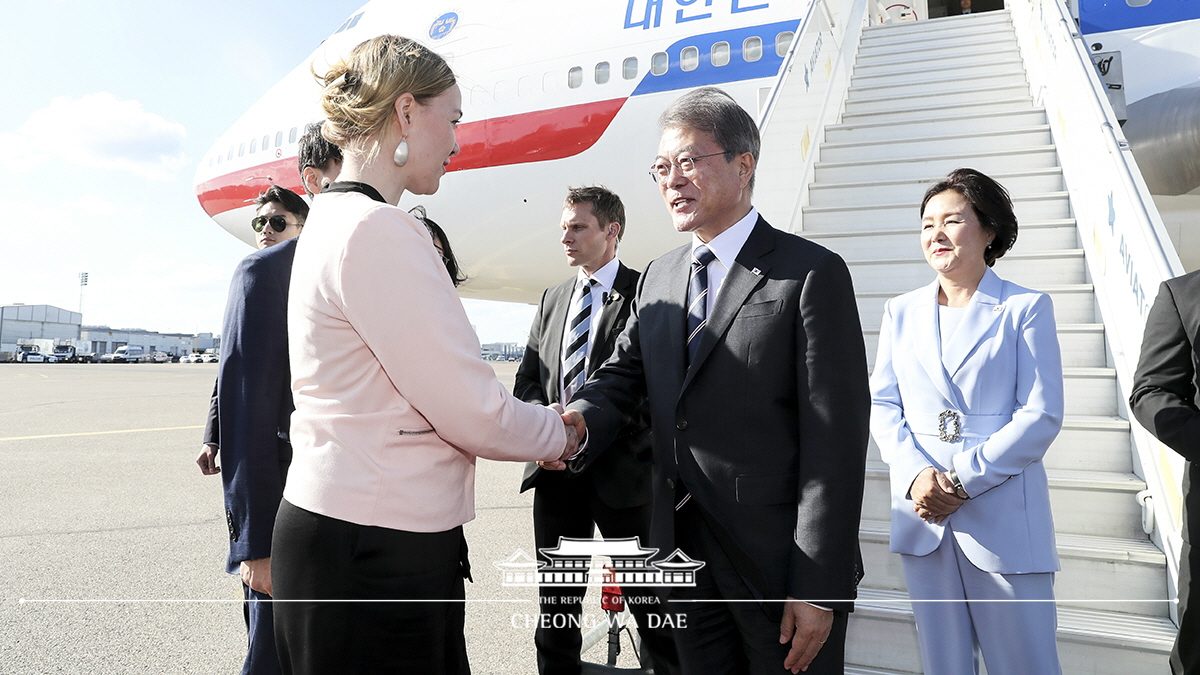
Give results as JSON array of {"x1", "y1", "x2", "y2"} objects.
[{"x1": 870, "y1": 268, "x2": 1064, "y2": 574}]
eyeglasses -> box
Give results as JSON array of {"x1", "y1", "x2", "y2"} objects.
[
  {"x1": 649, "y1": 152, "x2": 726, "y2": 183},
  {"x1": 251, "y1": 215, "x2": 292, "y2": 233}
]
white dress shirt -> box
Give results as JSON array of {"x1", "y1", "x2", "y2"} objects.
[
  {"x1": 691, "y1": 207, "x2": 759, "y2": 315},
  {"x1": 558, "y1": 256, "x2": 620, "y2": 404}
]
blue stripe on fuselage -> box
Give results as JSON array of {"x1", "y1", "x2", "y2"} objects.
[
  {"x1": 631, "y1": 19, "x2": 802, "y2": 97},
  {"x1": 1080, "y1": 0, "x2": 1200, "y2": 34}
]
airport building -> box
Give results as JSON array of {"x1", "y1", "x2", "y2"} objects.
[
  {"x1": 80, "y1": 326, "x2": 207, "y2": 358},
  {"x1": 0, "y1": 304, "x2": 82, "y2": 359}
]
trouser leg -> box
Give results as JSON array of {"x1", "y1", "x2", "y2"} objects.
[{"x1": 242, "y1": 583, "x2": 282, "y2": 675}]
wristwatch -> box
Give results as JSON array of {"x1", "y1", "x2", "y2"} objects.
[{"x1": 946, "y1": 469, "x2": 969, "y2": 499}]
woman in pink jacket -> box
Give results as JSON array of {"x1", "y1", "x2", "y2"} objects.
[{"x1": 270, "y1": 35, "x2": 577, "y2": 675}]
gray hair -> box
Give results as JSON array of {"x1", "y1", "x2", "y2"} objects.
[{"x1": 658, "y1": 86, "x2": 760, "y2": 190}]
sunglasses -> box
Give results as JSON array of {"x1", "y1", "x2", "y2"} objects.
[{"x1": 251, "y1": 215, "x2": 293, "y2": 233}]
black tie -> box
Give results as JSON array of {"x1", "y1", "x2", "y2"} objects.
[
  {"x1": 562, "y1": 278, "x2": 596, "y2": 403},
  {"x1": 687, "y1": 245, "x2": 715, "y2": 365}
]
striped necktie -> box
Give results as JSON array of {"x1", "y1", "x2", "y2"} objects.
[
  {"x1": 686, "y1": 245, "x2": 715, "y2": 365},
  {"x1": 562, "y1": 277, "x2": 596, "y2": 403}
]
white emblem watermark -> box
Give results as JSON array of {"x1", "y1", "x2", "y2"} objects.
[{"x1": 492, "y1": 536, "x2": 705, "y2": 588}]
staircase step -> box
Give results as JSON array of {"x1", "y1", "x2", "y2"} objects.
[
  {"x1": 847, "y1": 71, "x2": 1028, "y2": 100},
  {"x1": 1062, "y1": 366, "x2": 1121, "y2": 417},
  {"x1": 859, "y1": 319, "x2": 1104, "y2": 370},
  {"x1": 858, "y1": 520, "x2": 1166, "y2": 615},
  {"x1": 846, "y1": 248, "x2": 1084, "y2": 292},
  {"x1": 840, "y1": 96, "x2": 1037, "y2": 125},
  {"x1": 812, "y1": 146, "x2": 1057, "y2": 186},
  {"x1": 807, "y1": 192, "x2": 1070, "y2": 230},
  {"x1": 820, "y1": 126, "x2": 1050, "y2": 163},
  {"x1": 859, "y1": 24, "x2": 1016, "y2": 52},
  {"x1": 860, "y1": 9, "x2": 1013, "y2": 40},
  {"x1": 852, "y1": 283, "x2": 1095, "y2": 330},
  {"x1": 848, "y1": 588, "x2": 1174, "y2": 674},
  {"x1": 825, "y1": 107, "x2": 1046, "y2": 144},
  {"x1": 843, "y1": 83, "x2": 1031, "y2": 114},
  {"x1": 862, "y1": 462, "x2": 1145, "y2": 539},
  {"x1": 810, "y1": 217, "x2": 1075, "y2": 258},
  {"x1": 806, "y1": 168, "x2": 1063, "y2": 207},
  {"x1": 855, "y1": 41, "x2": 1020, "y2": 69},
  {"x1": 851, "y1": 57, "x2": 1027, "y2": 88}
]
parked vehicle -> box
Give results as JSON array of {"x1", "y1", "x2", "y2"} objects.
[
  {"x1": 51, "y1": 345, "x2": 95, "y2": 363},
  {"x1": 181, "y1": 353, "x2": 203, "y2": 363},
  {"x1": 199, "y1": 353, "x2": 219, "y2": 363},
  {"x1": 103, "y1": 345, "x2": 146, "y2": 363},
  {"x1": 149, "y1": 352, "x2": 170, "y2": 363},
  {"x1": 11, "y1": 345, "x2": 43, "y2": 363}
]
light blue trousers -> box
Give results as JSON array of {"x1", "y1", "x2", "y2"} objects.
[{"x1": 901, "y1": 529, "x2": 1062, "y2": 675}]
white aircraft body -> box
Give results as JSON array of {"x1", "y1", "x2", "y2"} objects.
[{"x1": 194, "y1": 0, "x2": 1200, "y2": 303}]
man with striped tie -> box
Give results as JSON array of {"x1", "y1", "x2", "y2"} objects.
[
  {"x1": 514, "y1": 185, "x2": 680, "y2": 675},
  {"x1": 564, "y1": 87, "x2": 870, "y2": 675}
]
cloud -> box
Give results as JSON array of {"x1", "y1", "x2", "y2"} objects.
[{"x1": 4, "y1": 93, "x2": 187, "y2": 180}]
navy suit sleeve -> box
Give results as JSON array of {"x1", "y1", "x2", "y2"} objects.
[
  {"x1": 567, "y1": 266, "x2": 650, "y2": 471},
  {"x1": 514, "y1": 288, "x2": 550, "y2": 405},
  {"x1": 1131, "y1": 280, "x2": 1200, "y2": 463},
  {"x1": 789, "y1": 250, "x2": 870, "y2": 605},
  {"x1": 202, "y1": 378, "x2": 219, "y2": 447},
  {"x1": 217, "y1": 251, "x2": 292, "y2": 570}
]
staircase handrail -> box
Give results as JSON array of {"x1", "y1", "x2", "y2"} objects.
[
  {"x1": 755, "y1": 0, "x2": 870, "y2": 231},
  {"x1": 1008, "y1": 0, "x2": 1187, "y2": 619}
]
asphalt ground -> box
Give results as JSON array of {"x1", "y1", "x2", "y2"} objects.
[{"x1": 0, "y1": 362, "x2": 640, "y2": 674}]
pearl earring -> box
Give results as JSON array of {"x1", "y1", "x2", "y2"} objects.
[{"x1": 393, "y1": 138, "x2": 409, "y2": 167}]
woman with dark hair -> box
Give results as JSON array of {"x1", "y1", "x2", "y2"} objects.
[
  {"x1": 271, "y1": 35, "x2": 577, "y2": 675},
  {"x1": 409, "y1": 205, "x2": 466, "y2": 287},
  {"x1": 869, "y1": 168, "x2": 1064, "y2": 674}
]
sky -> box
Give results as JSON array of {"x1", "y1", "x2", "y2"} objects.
[{"x1": 0, "y1": 0, "x2": 535, "y2": 344}]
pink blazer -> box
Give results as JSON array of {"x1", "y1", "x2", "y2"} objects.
[{"x1": 285, "y1": 191, "x2": 564, "y2": 532}]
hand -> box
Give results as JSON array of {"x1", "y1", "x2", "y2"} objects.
[
  {"x1": 910, "y1": 467, "x2": 964, "y2": 524},
  {"x1": 196, "y1": 444, "x2": 220, "y2": 475},
  {"x1": 240, "y1": 557, "x2": 272, "y2": 596},
  {"x1": 779, "y1": 598, "x2": 833, "y2": 673}
]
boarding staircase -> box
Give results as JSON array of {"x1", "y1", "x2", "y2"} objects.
[{"x1": 773, "y1": 9, "x2": 1177, "y2": 674}]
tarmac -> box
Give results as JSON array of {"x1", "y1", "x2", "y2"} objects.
[{"x1": 0, "y1": 362, "x2": 642, "y2": 674}]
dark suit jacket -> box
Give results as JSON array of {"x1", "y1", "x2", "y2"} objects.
[
  {"x1": 1131, "y1": 270, "x2": 1200, "y2": 464},
  {"x1": 210, "y1": 238, "x2": 297, "y2": 573},
  {"x1": 514, "y1": 262, "x2": 652, "y2": 509},
  {"x1": 569, "y1": 216, "x2": 870, "y2": 611}
]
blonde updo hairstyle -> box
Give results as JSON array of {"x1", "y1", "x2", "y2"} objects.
[{"x1": 317, "y1": 35, "x2": 456, "y2": 162}]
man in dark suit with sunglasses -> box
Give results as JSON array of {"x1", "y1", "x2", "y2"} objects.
[{"x1": 195, "y1": 184, "x2": 308, "y2": 675}]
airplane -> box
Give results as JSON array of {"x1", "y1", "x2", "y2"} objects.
[{"x1": 193, "y1": 0, "x2": 1200, "y2": 304}]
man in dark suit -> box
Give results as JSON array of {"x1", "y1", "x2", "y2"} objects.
[
  {"x1": 195, "y1": 184, "x2": 308, "y2": 675},
  {"x1": 1130, "y1": 270, "x2": 1200, "y2": 675},
  {"x1": 563, "y1": 87, "x2": 870, "y2": 675},
  {"x1": 514, "y1": 185, "x2": 678, "y2": 675}
]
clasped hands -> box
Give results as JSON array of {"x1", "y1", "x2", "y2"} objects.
[
  {"x1": 537, "y1": 404, "x2": 587, "y2": 471},
  {"x1": 911, "y1": 466, "x2": 964, "y2": 524}
]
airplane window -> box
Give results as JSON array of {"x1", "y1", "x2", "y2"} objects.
[
  {"x1": 743, "y1": 37, "x2": 763, "y2": 62},
  {"x1": 214, "y1": 155, "x2": 220, "y2": 165},
  {"x1": 568, "y1": 67, "x2": 583, "y2": 89},
  {"x1": 543, "y1": 72, "x2": 561, "y2": 93},
  {"x1": 238, "y1": 143, "x2": 245, "y2": 158},
  {"x1": 262, "y1": 135, "x2": 270, "y2": 151},
  {"x1": 347, "y1": 12, "x2": 363, "y2": 29},
  {"x1": 227, "y1": 147, "x2": 234, "y2": 160},
  {"x1": 623, "y1": 57, "x2": 638, "y2": 80},
  {"x1": 250, "y1": 138, "x2": 257, "y2": 154},
  {"x1": 651, "y1": 52, "x2": 668, "y2": 76},
  {"x1": 595, "y1": 62, "x2": 610, "y2": 85},
  {"x1": 712, "y1": 42, "x2": 730, "y2": 67},
  {"x1": 518, "y1": 76, "x2": 534, "y2": 98},
  {"x1": 496, "y1": 80, "x2": 514, "y2": 101},
  {"x1": 1126, "y1": 0, "x2": 1151, "y2": 5},
  {"x1": 289, "y1": 127, "x2": 298, "y2": 143},
  {"x1": 275, "y1": 131, "x2": 284, "y2": 148},
  {"x1": 776, "y1": 32, "x2": 795, "y2": 58},
  {"x1": 680, "y1": 46, "x2": 699, "y2": 72}
]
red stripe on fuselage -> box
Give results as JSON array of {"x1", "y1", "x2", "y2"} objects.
[{"x1": 195, "y1": 98, "x2": 627, "y2": 217}]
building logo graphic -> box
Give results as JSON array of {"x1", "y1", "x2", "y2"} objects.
[{"x1": 493, "y1": 537, "x2": 705, "y2": 587}]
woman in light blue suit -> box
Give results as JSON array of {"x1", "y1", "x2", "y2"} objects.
[{"x1": 870, "y1": 168, "x2": 1064, "y2": 674}]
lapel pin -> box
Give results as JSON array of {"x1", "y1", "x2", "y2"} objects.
[
  {"x1": 993, "y1": 305, "x2": 1004, "y2": 313},
  {"x1": 750, "y1": 267, "x2": 762, "y2": 276}
]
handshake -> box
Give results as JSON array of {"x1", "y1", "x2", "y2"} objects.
[{"x1": 538, "y1": 404, "x2": 587, "y2": 471}]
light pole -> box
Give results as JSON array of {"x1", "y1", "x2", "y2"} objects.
[{"x1": 78, "y1": 272, "x2": 88, "y2": 316}]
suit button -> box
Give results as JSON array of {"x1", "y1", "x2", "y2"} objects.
[
  {"x1": 676, "y1": 419, "x2": 688, "y2": 430},
  {"x1": 667, "y1": 478, "x2": 675, "y2": 489}
]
